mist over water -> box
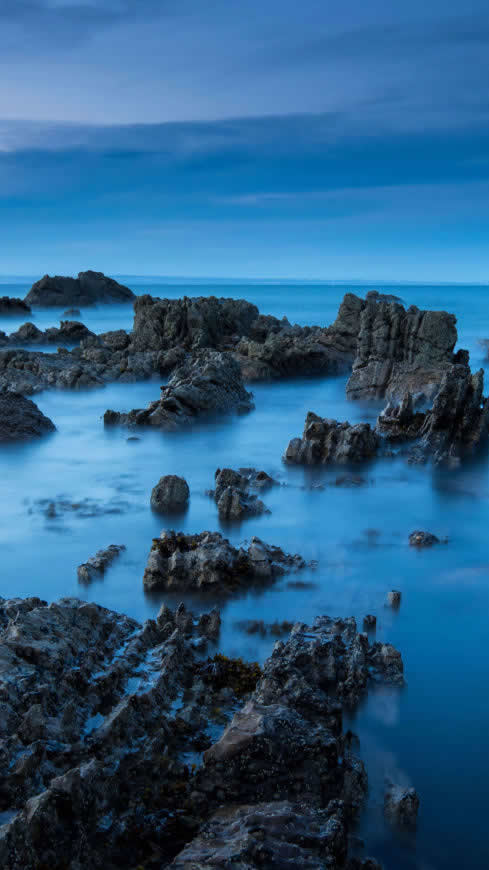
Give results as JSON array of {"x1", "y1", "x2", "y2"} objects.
[{"x1": 1, "y1": 279, "x2": 489, "y2": 868}]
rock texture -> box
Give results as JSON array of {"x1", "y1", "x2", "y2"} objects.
[
  {"x1": 346, "y1": 297, "x2": 458, "y2": 401},
  {"x1": 408, "y1": 531, "x2": 440, "y2": 548},
  {"x1": 77, "y1": 544, "x2": 126, "y2": 583},
  {"x1": 0, "y1": 320, "x2": 95, "y2": 347},
  {"x1": 211, "y1": 467, "x2": 269, "y2": 520},
  {"x1": 0, "y1": 597, "x2": 402, "y2": 869},
  {"x1": 0, "y1": 297, "x2": 31, "y2": 316},
  {"x1": 285, "y1": 412, "x2": 379, "y2": 465},
  {"x1": 25, "y1": 270, "x2": 135, "y2": 307},
  {"x1": 151, "y1": 475, "x2": 190, "y2": 513},
  {"x1": 104, "y1": 350, "x2": 254, "y2": 431},
  {"x1": 0, "y1": 389, "x2": 55, "y2": 442},
  {"x1": 384, "y1": 784, "x2": 420, "y2": 828},
  {"x1": 143, "y1": 530, "x2": 305, "y2": 592}
]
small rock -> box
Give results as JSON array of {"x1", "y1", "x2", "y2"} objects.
[
  {"x1": 363, "y1": 614, "x2": 377, "y2": 630},
  {"x1": 409, "y1": 530, "x2": 441, "y2": 548},
  {"x1": 387, "y1": 590, "x2": 401, "y2": 608},
  {"x1": 77, "y1": 544, "x2": 126, "y2": 583},
  {"x1": 150, "y1": 475, "x2": 190, "y2": 513},
  {"x1": 384, "y1": 784, "x2": 420, "y2": 827}
]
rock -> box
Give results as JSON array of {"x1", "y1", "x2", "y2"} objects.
[
  {"x1": 63, "y1": 308, "x2": 81, "y2": 317},
  {"x1": 365, "y1": 289, "x2": 404, "y2": 304},
  {"x1": 363, "y1": 615, "x2": 377, "y2": 630},
  {"x1": 104, "y1": 350, "x2": 254, "y2": 431},
  {"x1": 150, "y1": 475, "x2": 190, "y2": 513},
  {"x1": 409, "y1": 531, "x2": 440, "y2": 548},
  {"x1": 25, "y1": 270, "x2": 135, "y2": 306},
  {"x1": 384, "y1": 784, "x2": 420, "y2": 827},
  {"x1": 6, "y1": 320, "x2": 95, "y2": 346},
  {"x1": 285, "y1": 412, "x2": 379, "y2": 464},
  {"x1": 346, "y1": 297, "x2": 458, "y2": 401},
  {"x1": 77, "y1": 544, "x2": 126, "y2": 583},
  {"x1": 211, "y1": 467, "x2": 269, "y2": 520},
  {"x1": 387, "y1": 590, "x2": 401, "y2": 608},
  {"x1": 0, "y1": 296, "x2": 31, "y2": 316},
  {"x1": 143, "y1": 530, "x2": 306, "y2": 592},
  {"x1": 0, "y1": 390, "x2": 55, "y2": 442}
]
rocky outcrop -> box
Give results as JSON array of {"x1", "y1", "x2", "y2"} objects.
[
  {"x1": 0, "y1": 320, "x2": 95, "y2": 347},
  {"x1": 384, "y1": 784, "x2": 420, "y2": 828},
  {"x1": 77, "y1": 544, "x2": 126, "y2": 583},
  {"x1": 346, "y1": 297, "x2": 458, "y2": 401},
  {"x1": 143, "y1": 530, "x2": 305, "y2": 592},
  {"x1": 210, "y1": 467, "x2": 269, "y2": 520},
  {"x1": 151, "y1": 475, "x2": 190, "y2": 513},
  {"x1": 0, "y1": 296, "x2": 31, "y2": 316},
  {"x1": 25, "y1": 270, "x2": 135, "y2": 307},
  {"x1": 0, "y1": 596, "x2": 402, "y2": 869},
  {"x1": 285, "y1": 412, "x2": 379, "y2": 465},
  {"x1": 104, "y1": 350, "x2": 254, "y2": 431},
  {"x1": 0, "y1": 389, "x2": 55, "y2": 442},
  {"x1": 377, "y1": 365, "x2": 489, "y2": 465}
]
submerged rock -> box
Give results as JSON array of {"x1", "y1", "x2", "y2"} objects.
[
  {"x1": 151, "y1": 474, "x2": 190, "y2": 513},
  {"x1": 285, "y1": 412, "x2": 379, "y2": 465},
  {"x1": 104, "y1": 350, "x2": 254, "y2": 431},
  {"x1": 25, "y1": 270, "x2": 135, "y2": 307},
  {"x1": 0, "y1": 296, "x2": 31, "y2": 316},
  {"x1": 0, "y1": 390, "x2": 55, "y2": 442},
  {"x1": 384, "y1": 784, "x2": 420, "y2": 828},
  {"x1": 143, "y1": 530, "x2": 306, "y2": 592},
  {"x1": 346, "y1": 297, "x2": 458, "y2": 401},
  {"x1": 409, "y1": 531, "x2": 440, "y2": 548},
  {"x1": 211, "y1": 467, "x2": 269, "y2": 520},
  {"x1": 387, "y1": 590, "x2": 402, "y2": 608},
  {"x1": 77, "y1": 544, "x2": 126, "y2": 583}
]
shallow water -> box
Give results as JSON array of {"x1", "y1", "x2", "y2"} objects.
[{"x1": 1, "y1": 279, "x2": 489, "y2": 869}]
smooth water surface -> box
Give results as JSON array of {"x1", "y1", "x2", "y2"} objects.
[{"x1": 1, "y1": 279, "x2": 489, "y2": 869}]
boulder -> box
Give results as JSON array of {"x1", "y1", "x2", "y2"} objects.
[
  {"x1": 211, "y1": 467, "x2": 269, "y2": 520},
  {"x1": 384, "y1": 784, "x2": 420, "y2": 827},
  {"x1": 285, "y1": 412, "x2": 379, "y2": 464},
  {"x1": 150, "y1": 475, "x2": 190, "y2": 513},
  {"x1": 346, "y1": 298, "x2": 458, "y2": 401},
  {"x1": 409, "y1": 531, "x2": 440, "y2": 548},
  {"x1": 25, "y1": 271, "x2": 135, "y2": 307},
  {"x1": 143, "y1": 530, "x2": 305, "y2": 592},
  {"x1": 77, "y1": 544, "x2": 126, "y2": 583},
  {"x1": 0, "y1": 390, "x2": 55, "y2": 442}
]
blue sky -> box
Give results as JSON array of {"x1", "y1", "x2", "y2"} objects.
[{"x1": 1, "y1": 0, "x2": 488, "y2": 280}]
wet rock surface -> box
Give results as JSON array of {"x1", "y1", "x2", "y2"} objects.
[
  {"x1": 0, "y1": 320, "x2": 95, "y2": 347},
  {"x1": 77, "y1": 544, "x2": 126, "y2": 583},
  {"x1": 151, "y1": 475, "x2": 190, "y2": 513},
  {"x1": 0, "y1": 296, "x2": 31, "y2": 316},
  {"x1": 409, "y1": 531, "x2": 441, "y2": 548},
  {"x1": 143, "y1": 530, "x2": 306, "y2": 592},
  {"x1": 285, "y1": 412, "x2": 379, "y2": 465},
  {"x1": 0, "y1": 389, "x2": 55, "y2": 442},
  {"x1": 104, "y1": 350, "x2": 254, "y2": 431},
  {"x1": 211, "y1": 467, "x2": 270, "y2": 520},
  {"x1": 25, "y1": 270, "x2": 135, "y2": 307},
  {"x1": 346, "y1": 297, "x2": 458, "y2": 401}
]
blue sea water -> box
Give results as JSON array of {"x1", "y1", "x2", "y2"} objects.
[{"x1": 1, "y1": 278, "x2": 489, "y2": 869}]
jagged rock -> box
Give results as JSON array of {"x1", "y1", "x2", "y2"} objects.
[
  {"x1": 366, "y1": 290, "x2": 403, "y2": 304},
  {"x1": 384, "y1": 784, "x2": 420, "y2": 827},
  {"x1": 143, "y1": 530, "x2": 305, "y2": 592},
  {"x1": 25, "y1": 270, "x2": 135, "y2": 307},
  {"x1": 346, "y1": 298, "x2": 458, "y2": 400},
  {"x1": 211, "y1": 468, "x2": 269, "y2": 520},
  {"x1": 150, "y1": 475, "x2": 190, "y2": 513},
  {"x1": 285, "y1": 412, "x2": 379, "y2": 465},
  {"x1": 6, "y1": 320, "x2": 95, "y2": 346},
  {"x1": 387, "y1": 590, "x2": 401, "y2": 608},
  {"x1": 409, "y1": 531, "x2": 440, "y2": 548},
  {"x1": 77, "y1": 544, "x2": 126, "y2": 583},
  {"x1": 378, "y1": 365, "x2": 489, "y2": 465},
  {"x1": 0, "y1": 296, "x2": 31, "y2": 316},
  {"x1": 363, "y1": 615, "x2": 377, "y2": 630},
  {"x1": 104, "y1": 350, "x2": 254, "y2": 431},
  {"x1": 0, "y1": 390, "x2": 55, "y2": 442}
]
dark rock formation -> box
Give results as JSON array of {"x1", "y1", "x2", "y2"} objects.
[
  {"x1": 285, "y1": 412, "x2": 379, "y2": 465},
  {"x1": 0, "y1": 389, "x2": 55, "y2": 442},
  {"x1": 25, "y1": 270, "x2": 135, "y2": 307},
  {"x1": 366, "y1": 289, "x2": 404, "y2": 304},
  {"x1": 211, "y1": 468, "x2": 269, "y2": 520},
  {"x1": 384, "y1": 784, "x2": 420, "y2": 828},
  {"x1": 143, "y1": 530, "x2": 305, "y2": 592},
  {"x1": 378, "y1": 365, "x2": 489, "y2": 465},
  {"x1": 77, "y1": 544, "x2": 126, "y2": 583},
  {"x1": 151, "y1": 475, "x2": 190, "y2": 513},
  {"x1": 363, "y1": 614, "x2": 377, "y2": 630},
  {"x1": 387, "y1": 590, "x2": 401, "y2": 608},
  {"x1": 2, "y1": 320, "x2": 95, "y2": 347},
  {"x1": 104, "y1": 350, "x2": 254, "y2": 431},
  {"x1": 346, "y1": 297, "x2": 458, "y2": 401},
  {"x1": 0, "y1": 296, "x2": 31, "y2": 316}
]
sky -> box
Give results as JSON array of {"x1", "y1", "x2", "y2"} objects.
[{"x1": 0, "y1": 0, "x2": 488, "y2": 281}]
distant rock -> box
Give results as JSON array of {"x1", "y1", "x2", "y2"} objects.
[
  {"x1": 346, "y1": 297, "x2": 458, "y2": 401},
  {"x1": 363, "y1": 614, "x2": 377, "y2": 629},
  {"x1": 0, "y1": 390, "x2": 55, "y2": 442},
  {"x1": 25, "y1": 270, "x2": 135, "y2": 307},
  {"x1": 0, "y1": 296, "x2": 31, "y2": 316},
  {"x1": 104, "y1": 350, "x2": 254, "y2": 431},
  {"x1": 143, "y1": 530, "x2": 305, "y2": 592},
  {"x1": 6, "y1": 320, "x2": 95, "y2": 347},
  {"x1": 285, "y1": 412, "x2": 379, "y2": 464},
  {"x1": 150, "y1": 475, "x2": 189, "y2": 513},
  {"x1": 63, "y1": 307, "x2": 81, "y2": 317},
  {"x1": 387, "y1": 590, "x2": 401, "y2": 608},
  {"x1": 77, "y1": 544, "x2": 126, "y2": 583},
  {"x1": 409, "y1": 531, "x2": 441, "y2": 548}
]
